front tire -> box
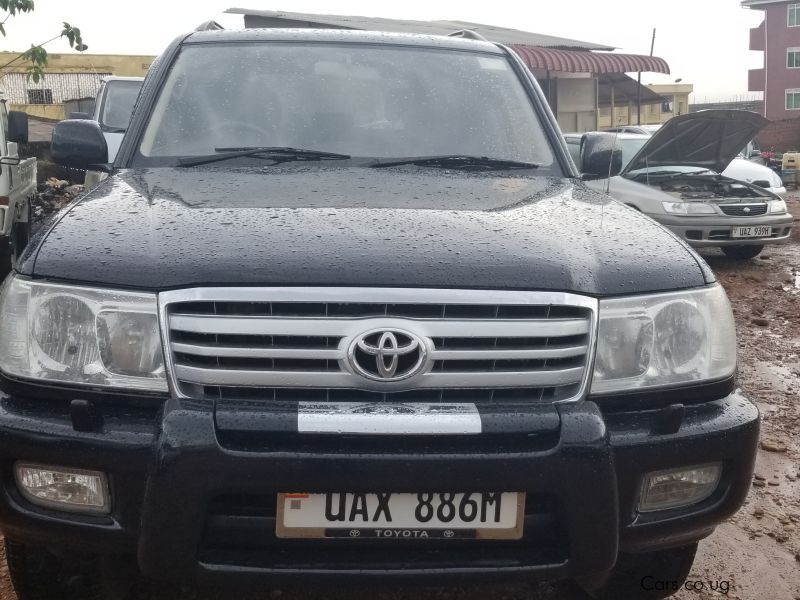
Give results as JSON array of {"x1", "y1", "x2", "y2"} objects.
[
  {"x1": 721, "y1": 244, "x2": 764, "y2": 260},
  {"x1": 580, "y1": 543, "x2": 698, "y2": 600}
]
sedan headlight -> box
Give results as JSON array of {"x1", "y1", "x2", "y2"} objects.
[
  {"x1": 592, "y1": 285, "x2": 736, "y2": 394},
  {"x1": 0, "y1": 276, "x2": 167, "y2": 391},
  {"x1": 769, "y1": 199, "x2": 788, "y2": 214},
  {"x1": 661, "y1": 201, "x2": 716, "y2": 216}
]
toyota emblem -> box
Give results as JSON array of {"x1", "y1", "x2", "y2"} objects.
[{"x1": 347, "y1": 329, "x2": 428, "y2": 382}]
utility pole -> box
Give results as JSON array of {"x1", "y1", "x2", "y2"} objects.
[{"x1": 636, "y1": 28, "x2": 657, "y2": 125}]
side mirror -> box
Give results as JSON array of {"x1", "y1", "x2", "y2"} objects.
[
  {"x1": 69, "y1": 111, "x2": 91, "y2": 120},
  {"x1": 7, "y1": 111, "x2": 29, "y2": 144},
  {"x1": 51, "y1": 119, "x2": 109, "y2": 170},
  {"x1": 749, "y1": 149, "x2": 762, "y2": 159},
  {"x1": 581, "y1": 132, "x2": 623, "y2": 179}
]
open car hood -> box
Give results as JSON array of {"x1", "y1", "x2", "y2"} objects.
[{"x1": 622, "y1": 110, "x2": 769, "y2": 175}]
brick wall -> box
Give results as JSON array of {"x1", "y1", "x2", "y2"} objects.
[{"x1": 758, "y1": 116, "x2": 800, "y2": 151}]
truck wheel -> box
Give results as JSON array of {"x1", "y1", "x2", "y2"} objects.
[
  {"x1": 579, "y1": 543, "x2": 698, "y2": 600},
  {"x1": 721, "y1": 245, "x2": 764, "y2": 260},
  {"x1": 5, "y1": 539, "x2": 104, "y2": 600}
]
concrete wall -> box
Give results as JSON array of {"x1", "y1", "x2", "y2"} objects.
[
  {"x1": 2, "y1": 72, "x2": 111, "y2": 106},
  {"x1": 8, "y1": 103, "x2": 65, "y2": 121},
  {"x1": 0, "y1": 52, "x2": 155, "y2": 122},
  {"x1": 553, "y1": 77, "x2": 597, "y2": 133},
  {"x1": 0, "y1": 52, "x2": 155, "y2": 76},
  {"x1": 758, "y1": 115, "x2": 800, "y2": 150}
]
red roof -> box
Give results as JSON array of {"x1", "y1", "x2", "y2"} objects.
[{"x1": 510, "y1": 45, "x2": 670, "y2": 75}]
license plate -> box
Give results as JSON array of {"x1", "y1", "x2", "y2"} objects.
[
  {"x1": 731, "y1": 225, "x2": 772, "y2": 238},
  {"x1": 277, "y1": 492, "x2": 524, "y2": 540}
]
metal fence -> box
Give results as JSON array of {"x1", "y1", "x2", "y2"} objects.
[{"x1": 0, "y1": 71, "x2": 112, "y2": 104}]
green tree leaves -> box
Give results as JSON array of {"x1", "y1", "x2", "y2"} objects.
[{"x1": 0, "y1": 2, "x2": 88, "y2": 82}]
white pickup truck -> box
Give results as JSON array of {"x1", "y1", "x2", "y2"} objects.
[{"x1": 0, "y1": 98, "x2": 36, "y2": 279}]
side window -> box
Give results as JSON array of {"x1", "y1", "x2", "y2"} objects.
[
  {"x1": 27, "y1": 89, "x2": 53, "y2": 105},
  {"x1": 788, "y1": 47, "x2": 800, "y2": 68},
  {"x1": 786, "y1": 89, "x2": 800, "y2": 110},
  {"x1": 789, "y1": 3, "x2": 800, "y2": 27}
]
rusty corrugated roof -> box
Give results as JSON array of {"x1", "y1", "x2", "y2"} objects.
[{"x1": 510, "y1": 45, "x2": 671, "y2": 75}]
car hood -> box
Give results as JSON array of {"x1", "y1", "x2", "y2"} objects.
[
  {"x1": 21, "y1": 167, "x2": 710, "y2": 295},
  {"x1": 623, "y1": 110, "x2": 769, "y2": 175}
]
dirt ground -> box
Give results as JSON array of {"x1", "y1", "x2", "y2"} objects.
[{"x1": 1, "y1": 198, "x2": 798, "y2": 600}]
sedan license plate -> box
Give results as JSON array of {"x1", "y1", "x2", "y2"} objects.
[
  {"x1": 731, "y1": 225, "x2": 772, "y2": 238},
  {"x1": 277, "y1": 492, "x2": 524, "y2": 540}
]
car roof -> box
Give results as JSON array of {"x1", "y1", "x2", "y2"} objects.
[{"x1": 183, "y1": 28, "x2": 504, "y2": 54}]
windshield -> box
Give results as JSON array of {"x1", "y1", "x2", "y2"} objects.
[
  {"x1": 619, "y1": 137, "x2": 649, "y2": 168},
  {"x1": 135, "y1": 43, "x2": 555, "y2": 169},
  {"x1": 100, "y1": 80, "x2": 143, "y2": 131}
]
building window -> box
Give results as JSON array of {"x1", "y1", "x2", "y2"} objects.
[
  {"x1": 786, "y1": 89, "x2": 800, "y2": 109},
  {"x1": 789, "y1": 3, "x2": 800, "y2": 27},
  {"x1": 26, "y1": 89, "x2": 53, "y2": 105},
  {"x1": 789, "y1": 48, "x2": 800, "y2": 68}
]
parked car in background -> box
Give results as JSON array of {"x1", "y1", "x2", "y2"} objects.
[
  {"x1": 724, "y1": 156, "x2": 785, "y2": 196},
  {"x1": 81, "y1": 76, "x2": 144, "y2": 188},
  {"x1": 0, "y1": 100, "x2": 36, "y2": 279},
  {"x1": 0, "y1": 28, "x2": 760, "y2": 600},
  {"x1": 92, "y1": 76, "x2": 144, "y2": 162},
  {"x1": 606, "y1": 122, "x2": 782, "y2": 193},
  {"x1": 565, "y1": 110, "x2": 793, "y2": 259}
]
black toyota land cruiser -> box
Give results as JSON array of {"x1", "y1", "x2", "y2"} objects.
[{"x1": 0, "y1": 29, "x2": 758, "y2": 600}]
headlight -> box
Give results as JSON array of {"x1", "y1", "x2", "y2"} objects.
[
  {"x1": 0, "y1": 276, "x2": 167, "y2": 391},
  {"x1": 661, "y1": 201, "x2": 716, "y2": 216},
  {"x1": 592, "y1": 285, "x2": 736, "y2": 394},
  {"x1": 769, "y1": 199, "x2": 788, "y2": 214}
]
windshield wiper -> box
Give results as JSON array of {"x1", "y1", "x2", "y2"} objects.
[
  {"x1": 370, "y1": 155, "x2": 540, "y2": 171},
  {"x1": 629, "y1": 169, "x2": 715, "y2": 181},
  {"x1": 177, "y1": 147, "x2": 351, "y2": 168}
]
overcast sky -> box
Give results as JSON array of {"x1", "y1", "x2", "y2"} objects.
[{"x1": 1, "y1": 0, "x2": 764, "y2": 101}]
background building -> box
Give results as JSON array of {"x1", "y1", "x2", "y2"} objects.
[
  {"x1": 743, "y1": 0, "x2": 800, "y2": 120},
  {"x1": 598, "y1": 82, "x2": 694, "y2": 128},
  {"x1": 0, "y1": 52, "x2": 155, "y2": 121}
]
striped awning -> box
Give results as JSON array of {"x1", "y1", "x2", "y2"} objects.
[{"x1": 510, "y1": 45, "x2": 670, "y2": 75}]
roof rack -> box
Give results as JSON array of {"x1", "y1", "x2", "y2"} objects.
[
  {"x1": 195, "y1": 20, "x2": 224, "y2": 31},
  {"x1": 448, "y1": 29, "x2": 488, "y2": 42}
]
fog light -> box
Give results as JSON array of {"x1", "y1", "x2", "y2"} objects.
[
  {"x1": 639, "y1": 464, "x2": 721, "y2": 513},
  {"x1": 15, "y1": 463, "x2": 110, "y2": 514}
]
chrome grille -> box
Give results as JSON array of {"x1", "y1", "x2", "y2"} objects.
[
  {"x1": 159, "y1": 288, "x2": 597, "y2": 403},
  {"x1": 720, "y1": 203, "x2": 768, "y2": 216}
]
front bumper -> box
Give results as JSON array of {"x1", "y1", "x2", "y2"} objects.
[
  {"x1": 0, "y1": 387, "x2": 759, "y2": 586},
  {"x1": 646, "y1": 212, "x2": 793, "y2": 247}
]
